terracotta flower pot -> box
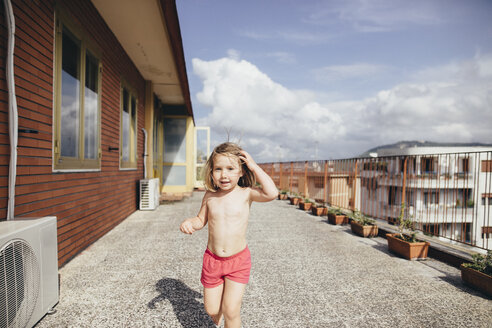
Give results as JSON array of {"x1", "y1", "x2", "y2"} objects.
[
  {"x1": 460, "y1": 265, "x2": 492, "y2": 297},
  {"x1": 350, "y1": 221, "x2": 378, "y2": 238},
  {"x1": 312, "y1": 206, "x2": 327, "y2": 216},
  {"x1": 278, "y1": 193, "x2": 288, "y2": 200},
  {"x1": 299, "y1": 202, "x2": 312, "y2": 211},
  {"x1": 290, "y1": 197, "x2": 300, "y2": 205},
  {"x1": 327, "y1": 213, "x2": 348, "y2": 225},
  {"x1": 386, "y1": 233, "x2": 430, "y2": 260}
]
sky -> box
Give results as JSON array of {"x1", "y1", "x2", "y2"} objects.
[{"x1": 176, "y1": 0, "x2": 492, "y2": 162}]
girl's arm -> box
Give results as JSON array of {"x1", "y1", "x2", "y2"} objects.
[
  {"x1": 239, "y1": 150, "x2": 278, "y2": 202},
  {"x1": 180, "y1": 191, "x2": 209, "y2": 234}
]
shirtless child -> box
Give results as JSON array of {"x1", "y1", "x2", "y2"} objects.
[{"x1": 180, "y1": 142, "x2": 278, "y2": 328}]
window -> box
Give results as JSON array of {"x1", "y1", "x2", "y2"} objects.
[
  {"x1": 424, "y1": 191, "x2": 439, "y2": 206},
  {"x1": 405, "y1": 191, "x2": 415, "y2": 207},
  {"x1": 162, "y1": 117, "x2": 187, "y2": 185},
  {"x1": 120, "y1": 85, "x2": 138, "y2": 169},
  {"x1": 54, "y1": 16, "x2": 101, "y2": 170},
  {"x1": 388, "y1": 186, "x2": 397, "y2": 205},
  {"x1": 482, "y1": 194, "x2": 492, "y2": 206},
  {"x1": 421, "y1": 157, "x2": 435, "y2": 174},
  {"x1": 482, "y1": 160, "x2": 492, "y2": 172},
  {"x1": 482, "y1": 227, "x2": 492, "y2": 239},
  {"x1": 461, "y1": 158, "x2": 469, "y2": 173}
]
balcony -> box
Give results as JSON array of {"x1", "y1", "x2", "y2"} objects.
[
  {"x1": 262, "y1": 151, "x2": 492, "y2": 250},
  {"x1": 36, "y1": 192, "x2": 491, "y2": 327}
]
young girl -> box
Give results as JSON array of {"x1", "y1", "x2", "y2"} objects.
[{"x1": 180, "y1": 142, "x2": 278, "y2": 328}]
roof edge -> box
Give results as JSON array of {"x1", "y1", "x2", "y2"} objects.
[{"x1": 159, "y1": 0, "x2": 194, "y2": 122}]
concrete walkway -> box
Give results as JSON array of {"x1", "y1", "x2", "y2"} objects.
[{"x1": 37, "y1": 192, "x2": 492, "y2": 328}]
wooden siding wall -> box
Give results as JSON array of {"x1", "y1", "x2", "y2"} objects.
[{"x1": 0, "y1": 0, "x2": 146, "y2": 267}]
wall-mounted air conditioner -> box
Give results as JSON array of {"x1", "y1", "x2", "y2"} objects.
[
  {"x1": 0, "y1": 216, "x2": 59, "y2": 328},
  {"x1": 140, "y1": 178, "x2": 160, "y2": 210}
]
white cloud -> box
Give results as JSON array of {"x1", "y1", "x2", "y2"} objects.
[
  {"x1": 239, "y1": 29, "x2": 332, "y2": 45},
  {"x1": 266, "y1": 52, "x2": 296, "y2": 64},
  {"x1": 313, "y1": 63, "x2": 389, "y2": 82},
  {"x1": 226, "y1": 49, "x2": 241, "y2": 61},
  {"x1": 192, "y1": 53, "x2": 492, "y2": 162},
  {"x1": 304, "y1": 0, "x2": 445, "y2": 32}
]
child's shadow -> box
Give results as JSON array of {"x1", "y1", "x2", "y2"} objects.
[{"x1": 148, "y1": 278, "x2": 216, "y2": 327}]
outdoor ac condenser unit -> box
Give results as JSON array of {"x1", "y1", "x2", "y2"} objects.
[
  {"x1": 0, "y1": 216, "x2": 59, "y2": 328},
  {"x1": 140, "y1": 178, "x2": 160, "y2": 210}
]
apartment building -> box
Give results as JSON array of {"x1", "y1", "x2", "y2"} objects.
[{"x1": 360, "y1": 146, "x2": 492, "y2": 250}]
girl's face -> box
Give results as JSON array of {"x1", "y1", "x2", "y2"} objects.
[{"x1": 212, "y1": 154, "x2": 243, "y2": 191}]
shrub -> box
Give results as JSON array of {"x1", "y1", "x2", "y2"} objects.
[
  {"x1": 463, "y1": 251, "x2": 492, "y2": 276},
  {"x1": 396, "y1": 203, "x2": 418, "y2": 242},
  {"x1": 350, "y1": 210, "x2": 375, "y2": 226},
  {"x1": 328, "y1": 207, "x2": 344, "y2": 215}
]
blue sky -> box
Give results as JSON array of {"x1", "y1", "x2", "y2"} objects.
[{"x1": 176, "y1": 0, "x2": 492, "y2": 162}]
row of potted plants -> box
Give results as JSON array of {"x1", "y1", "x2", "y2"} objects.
[{"x1": 279, "y1": 191, "x2": 491, "y2": 297}]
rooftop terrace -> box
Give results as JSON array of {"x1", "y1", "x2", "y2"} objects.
[{"x1": 37, "y1": 192, "x2": 491, "y2": 328}]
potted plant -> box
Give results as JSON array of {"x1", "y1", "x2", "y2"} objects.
[
  {"x1": 278, "y1": 190, "x2": 288, "y2": 200},
  {"x1": 460, "y1": 251, "x2": 492, "y2": 297},
  {"x1": 386, "y1": 204, "x2": 430, "y2": 260},
  {"x1": 350, "y1": 210, "x2": 378, "y2": 238},
  {"x1": 299, "y1": 198, "x2": 313, "y2": 211},
  {"x1": 311, "y1": 202, "x2": 328, "y2": 216},
  {"x1": 289, "y1": 193, "x2": 301, "y2": 205},
  {"x1": 327, "y1": 207, "x2": 348, "y2": 225}
]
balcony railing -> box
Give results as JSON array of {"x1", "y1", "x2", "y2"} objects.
[{"x1": 260, "y1": 151, "x2": 492, "y2": 250}]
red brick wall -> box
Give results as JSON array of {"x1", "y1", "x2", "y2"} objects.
[{"x1": 0, "y1": 0, "x2": 146, "y2": 267}]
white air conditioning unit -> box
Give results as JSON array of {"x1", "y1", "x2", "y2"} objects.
[
  {"x1": 140, "y1": 178, "x2": 160, "y2": 210},
  {"x1": 0, "y1": 216, "x2": 59, "y2": 328}
]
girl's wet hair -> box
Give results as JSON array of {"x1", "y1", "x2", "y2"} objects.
[{"x1": 203, "y1": 142, "x2": 256, "y2": 191}]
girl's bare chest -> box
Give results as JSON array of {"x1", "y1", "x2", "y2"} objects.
[{"x1": 207, "y1": 194, "x2": 249, "y2": 218}]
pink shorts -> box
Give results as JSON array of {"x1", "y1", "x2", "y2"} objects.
[{"x1": 201, "y1": 246, "x2": 251, "y2": 288}]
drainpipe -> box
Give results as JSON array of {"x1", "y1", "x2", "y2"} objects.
[
  {"x1": 4, "y1": 0, "x2": 17, "y2": 221},
  {"x1": 142, "y1": 128, "x2": 148, "y2": 179}
]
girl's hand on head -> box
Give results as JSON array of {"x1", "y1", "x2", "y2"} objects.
[
  {"x1": 239, "y1": 150, "x2": 256, "y2": 168},
  {"x1": 180, "y1": 220, "x2": 195, "y2": 234}
]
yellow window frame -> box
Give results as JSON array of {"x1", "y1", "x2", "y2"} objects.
[
  {"x1": 120, "y1": 82, "x2": 138, "y2": 169},
  {"x1": 53, "y1": 9, "x2": 102, "y2": 171}
]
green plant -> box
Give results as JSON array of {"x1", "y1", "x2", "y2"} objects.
[
  {"x1": 314, "y1": 202, "x2": 327, "y2": 208},
  {"x1": 396, "y1": 203, "x2": 418, "y2": 242},
  {"x1": 328, "y1": 207, "x2": 344, "y2": 215},
  {"x1": 279, "y1": 189, "x2": 288, "y2": 195},
  {"x1": 462, "y1": 251, "x2": 492, "y2": 276},
  {"x1": 467, "y1": 199, "x2": 475, "y2": 208},
  {"x1": 304, "y1": 198, "x2": 314, "y2": 204},
  {"x1": 350, "y1": 210, "x2": 375, "y2": 226}
]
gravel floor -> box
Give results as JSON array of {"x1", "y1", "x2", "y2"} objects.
[{"x1": 36, "y1": 192, "x2": 492, "y2": 328}]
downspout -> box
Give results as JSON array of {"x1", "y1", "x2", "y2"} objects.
[
  {"x1": 142, "y1": 128, "x2": 148, "y2": 179},
  {"x1": 4, "y1": 0, "x2": 17, "y2": 220}
]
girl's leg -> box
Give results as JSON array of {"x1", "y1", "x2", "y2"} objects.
[
  {"x1": 203, "y1": 284, "x2": 224, "y2": 325},
  {"x1": 221, "y1": 278, "x2": 246, "y2": 328}
]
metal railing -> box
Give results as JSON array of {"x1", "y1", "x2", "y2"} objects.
[{"x1": 260, "y1": 151, "x2": 492, "y2": 250}]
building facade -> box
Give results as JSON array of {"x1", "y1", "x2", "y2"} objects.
[
  {"x1": 360, "y1": 146, "x2": 492, "y2": 250},
  {"x1": 1, "y1": 0, "x2": 197, "y2": 266}
]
